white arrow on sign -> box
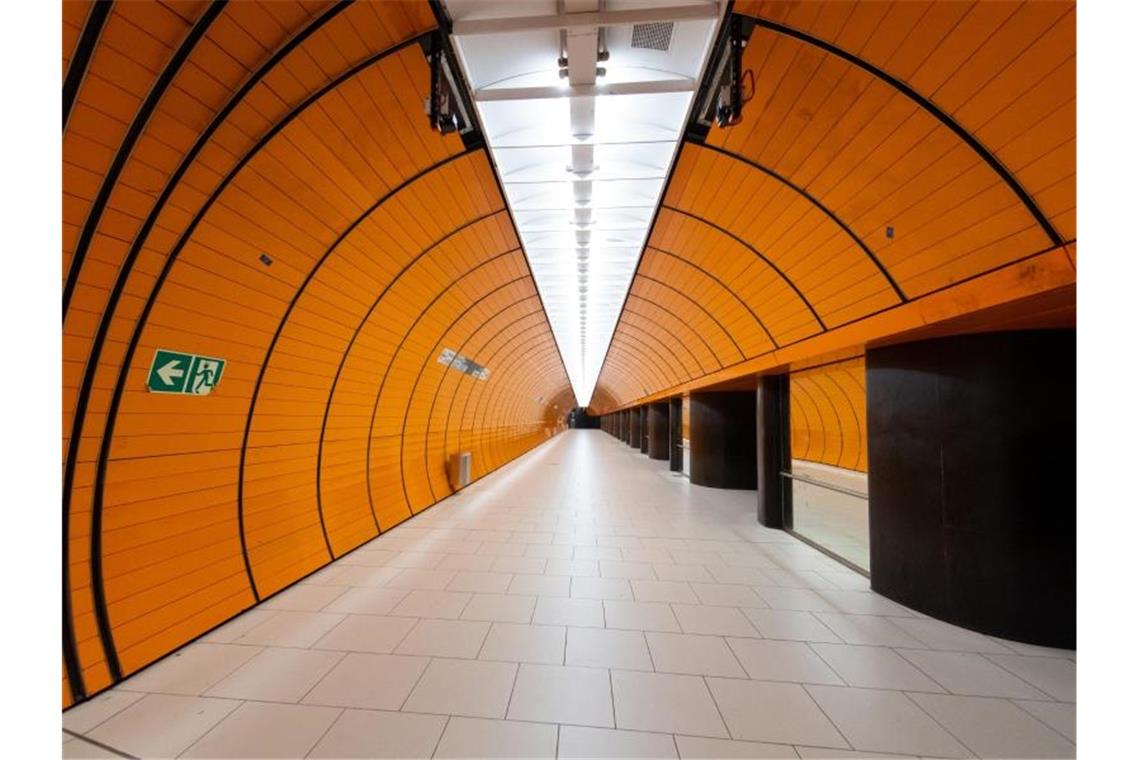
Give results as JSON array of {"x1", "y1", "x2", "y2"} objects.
[{"x1": 157, "y1": 359, "x2": 185, "y2": 387}]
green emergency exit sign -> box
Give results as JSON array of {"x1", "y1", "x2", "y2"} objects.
[{"x1": 147, "y1": 349, "x2": 225, "y2": 396}]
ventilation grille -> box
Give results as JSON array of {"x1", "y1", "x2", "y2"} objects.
[{"x1": 631, "y1": 22, "x2": 674, "y2": 51}]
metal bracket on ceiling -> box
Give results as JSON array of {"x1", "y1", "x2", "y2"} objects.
[
  {"x1": 451, "y1": 4, "x2": 720, "y2": 36},
  {"x1": 687, "y1": 13, "x2": 756, "y2": 142}
]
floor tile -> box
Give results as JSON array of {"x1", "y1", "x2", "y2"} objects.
[
  {"x1": 1014, "y1": 699, "x2": 1076, "y2": 742},
  {"x1": 480, "y1": 622, "x2": 567, "y2": 664},
  {"x1": 262, "y1": 583, "x2": 349, "y2": 611},
  {"x1": 313, "y1": 614, "x2": 417, "y2": 653},
  {"x1": 741, "y1": 609, "x2": 844, "y2": 643},
  {"x1": 652, "y1": 564, "x2": 713, "y2": 583},
  {"x1": 302, "y1": 652, "x2": 429, "y2": 709},
  {"x1": 806, "y1": 685, "x2": 970, "y2": 758},
  {"x1": 438, "y1": 554, "x2": 496, "y2": 571},
  {"x1": 434, "y1": 717, "x2": 557, "y2": 758},
  {"x1": 811, "y1": 644, "x2": 943, "y2": 691},
  {"x1": 86, "y1": 694, "x2": 240, "y2": 758},
  {"x1": 116, "y1": 642, "x2": 261, "y2": 696},
  {"x1": 200, "y1": 609, "x2": 276, "y2": 643},
  {"x1": 328, "y1": 565, "x2": 405, "y2": 587},
  {"x1": 898, "y1": 649, "x2": 1050, "y2": 698},
  {"x1": 337, "y1": 549, "x2": 397, "y2": 567},
  {"x1": 447, "y1": 570, "x2": 513, "y2": 593},
  {"x1": 812, "y1": 613, "x2": 925, "y2": 647},
  {"x1": 575, "y1": 545, "x2": 624, "y2": 561},
  {"x1": 479, "y1": 541, "x2": 528, "y2": 557},
  {"x1": 204, "y1": 646, "x2": 343, "y2": 702},
  {"x1": 461, "y1": 593, "x2": 538, "y2": 622},
  {"x1": 402, "y1": 659, "x2": 518, "y2": 719},
  {"x1": 612, "y1": 671, "x2": 727, "y2": 737},
  {"x1": 493, "y1": 556, "x2": 548, "y2": 574},
  {"x1": 753, "y1": 587, "x2": 838, "y2": 613},
  {"x1": 674, "y1": 735, "x2": 794, "y2": 758},
  {"x1": 181, "y1": 700, "x2": 341, "y2": 758},
  {"x1": 545, "y1": 559, "x2": 601, "y2": 577},
  {"x1": 61, "y1": 735, "x2": 123, "y2": 759},
  {"x1": 526, "y1": 543, "x2": 574, "y2": 559},
  {"x1": 308, "y1": 709, "x2": 447, "y2": 758},
  {"x1": 601, "y1": 560, "x2": 658, "y2": 579},
  {"x1": 910, "y1": 693, "x2": 1075, "y2": 758},
  {"x1": 386, "y1": 568, "x2": 457, "y2": 590},
  {"x1": 534, "y1": 597, "x2": 605, "y2": 627},
  {"x1": 604, "y1": 600, "x2": 681, "y2": 632},
  {"x1": 691, "y1": 583, "x2": 766, "y2": 608},
  {"x1": 559, "y1": 726, "x2": 678, "y2": 758},
  {"x1": 723, "y1": 638, "x2": 842, "y2": 684},
  {"x1": 793, "y1": 747, "x2": 917, "y2": 758},
  {"x1": 566, "y1": 627, "x2": 653, "y2": 670},
  {"x1": 646, "y1": 632, "x2": 746, "y2": 677},
  {"x1": 707, "y1": 566, "x2": 774, "y2": 585},
  {"x1": 989, "y1": 637, "x2": 1077, "y2": 659},
  {"x1": 672, "y1": 604, "x2": 758, "y2": 637},
  {"x1": 507, "y1": 664, "x2": 613, "y2": 727},
  {"x1": 509, "y1": 573, "x2": 572, "y2": 596},
  {"x1": 631, "y1": 580, "x2": 699, "y2": 604},
  {"x1": 706, "y1": 678, "x2": 847, "y2": 747},
  {"x1": 390, "y1": 589, "x2": 472, "y2": 619},
  {"x1": 394, "y1": 619, "x2": 490, "y2": 658},
  {"x1": 573, "y1": 576, "x2": 635, "y2": 600},
  {"x1": 324, "y1": 587, "x2": 410, "y2": 615},
  {"x1": 889, "y1": 616, "x2": 1016, "y2": 654},
  {"x1": 388, "y1": 551, "x2": 446, "y2": 569},
  {"x1": 815, "y1": 590, "x2": 916, "y2": 617},
  {"x1": 231, "y1": 610, "x2": 346, "y2": 647},
  {"x1": 986, "y1": 654, "x2": 1076, "y2": 701},
  {"x1": 62, "y1": 690, "x2": 145, "y2": 733}
]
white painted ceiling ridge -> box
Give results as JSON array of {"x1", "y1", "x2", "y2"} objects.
[{"x1": 445, "y1": 0, "x2": 725, "y2": 407}]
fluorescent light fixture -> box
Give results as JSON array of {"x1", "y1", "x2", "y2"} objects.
[{"x1": 447, "y1": 1, "x2": 721, "y2": 406}]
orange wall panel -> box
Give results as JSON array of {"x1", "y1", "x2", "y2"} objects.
[{"x1": 62, "y1": 2, "x2": 570, "y2": 709}]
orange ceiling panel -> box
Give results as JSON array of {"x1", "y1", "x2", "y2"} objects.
[{"x1": 593, "y1": 0, "x2": 1075, "y2": 412}]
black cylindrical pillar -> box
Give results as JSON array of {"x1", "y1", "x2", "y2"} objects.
[
  {"x1": 690, "y1": 391, "x2": 757, "y2": 489},
  {"x1": 867, "y1": 330, "x2": 1075, "y2": 648},
  {"x1": 639, "y1": 407, "x2": 649, "y2": 453},
  {"x1": 622, "y1": 409, "x2": 631, "y2": 444},
  {"x1": 628, "y1": 406, "x2": 642, "y2": 448},
  {"x1": 647, "y1": 402, "x2": 670, "y2": 460},
  {"x1": 756, "y1": 375, "x2": 788, "y2": 528},
  {"x1": 668, "y1": 398, "x2": 683, "y2": 472}
]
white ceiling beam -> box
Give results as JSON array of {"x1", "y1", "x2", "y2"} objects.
[
  {"x1": 475, "y1": 79, "x2": 695, "y2": 102},
  {"x1": 451, "y1": 3, "x2": 719, "y2": 36}
]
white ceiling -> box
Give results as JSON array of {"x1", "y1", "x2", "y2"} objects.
[{"x1": 446, "y1": 0, "x2": 723, "y2": 407}]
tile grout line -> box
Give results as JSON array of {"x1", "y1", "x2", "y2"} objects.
[
  {"x1": 295, "y1": 650, "x2": 350, "y2": 704},
  {"x1": 429, "y1": 714, "x2": 452, "y2": 758},
  {"x1": 1007, "y1": 697, "x2": 1077, "y2": 745},
  {"x1": 798, "y1": 682, "x2": 856, "y2": 751},
  {"x1": 979, "y1": 651, "x2": 1068, "y2": 702},
  {"x1": 695, "y1": 674, "x2": 732, "y2": 740},
  {"x1": 898, "y1": 689, "x2": 979, "y2": 758},
  {"x1": 62, "y1": 728, "x2": 139, "y2": 759},
  {"x1": 300, "y1": 707, "x2": 346, "y2": 759}
]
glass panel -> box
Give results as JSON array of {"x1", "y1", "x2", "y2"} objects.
[{"x1": 786, "y1": 357, "x2": 869, "y2": 571}]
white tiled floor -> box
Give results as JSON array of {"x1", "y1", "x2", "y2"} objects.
[{"x1": 62, "y1": 431, "x2": 1076, "y2": 758}]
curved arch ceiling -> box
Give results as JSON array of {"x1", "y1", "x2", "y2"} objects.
[
  {"x1": 62, "y1": 0, "x2": 572, "y2": 707},
  {"x1": 591, "y1": 0, "x2": 1076, "y2": 411}
]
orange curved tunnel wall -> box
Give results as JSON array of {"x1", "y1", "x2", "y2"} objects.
[
  {"x1": 62, "y1": 1, "x2": 572, "y2": 708},
  {"x1": 789, "y1": 357, "x2": 867, "y2": 473},
  {"x1": 591, "y1": 0, "x2": 1075, "y2": 414}
]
